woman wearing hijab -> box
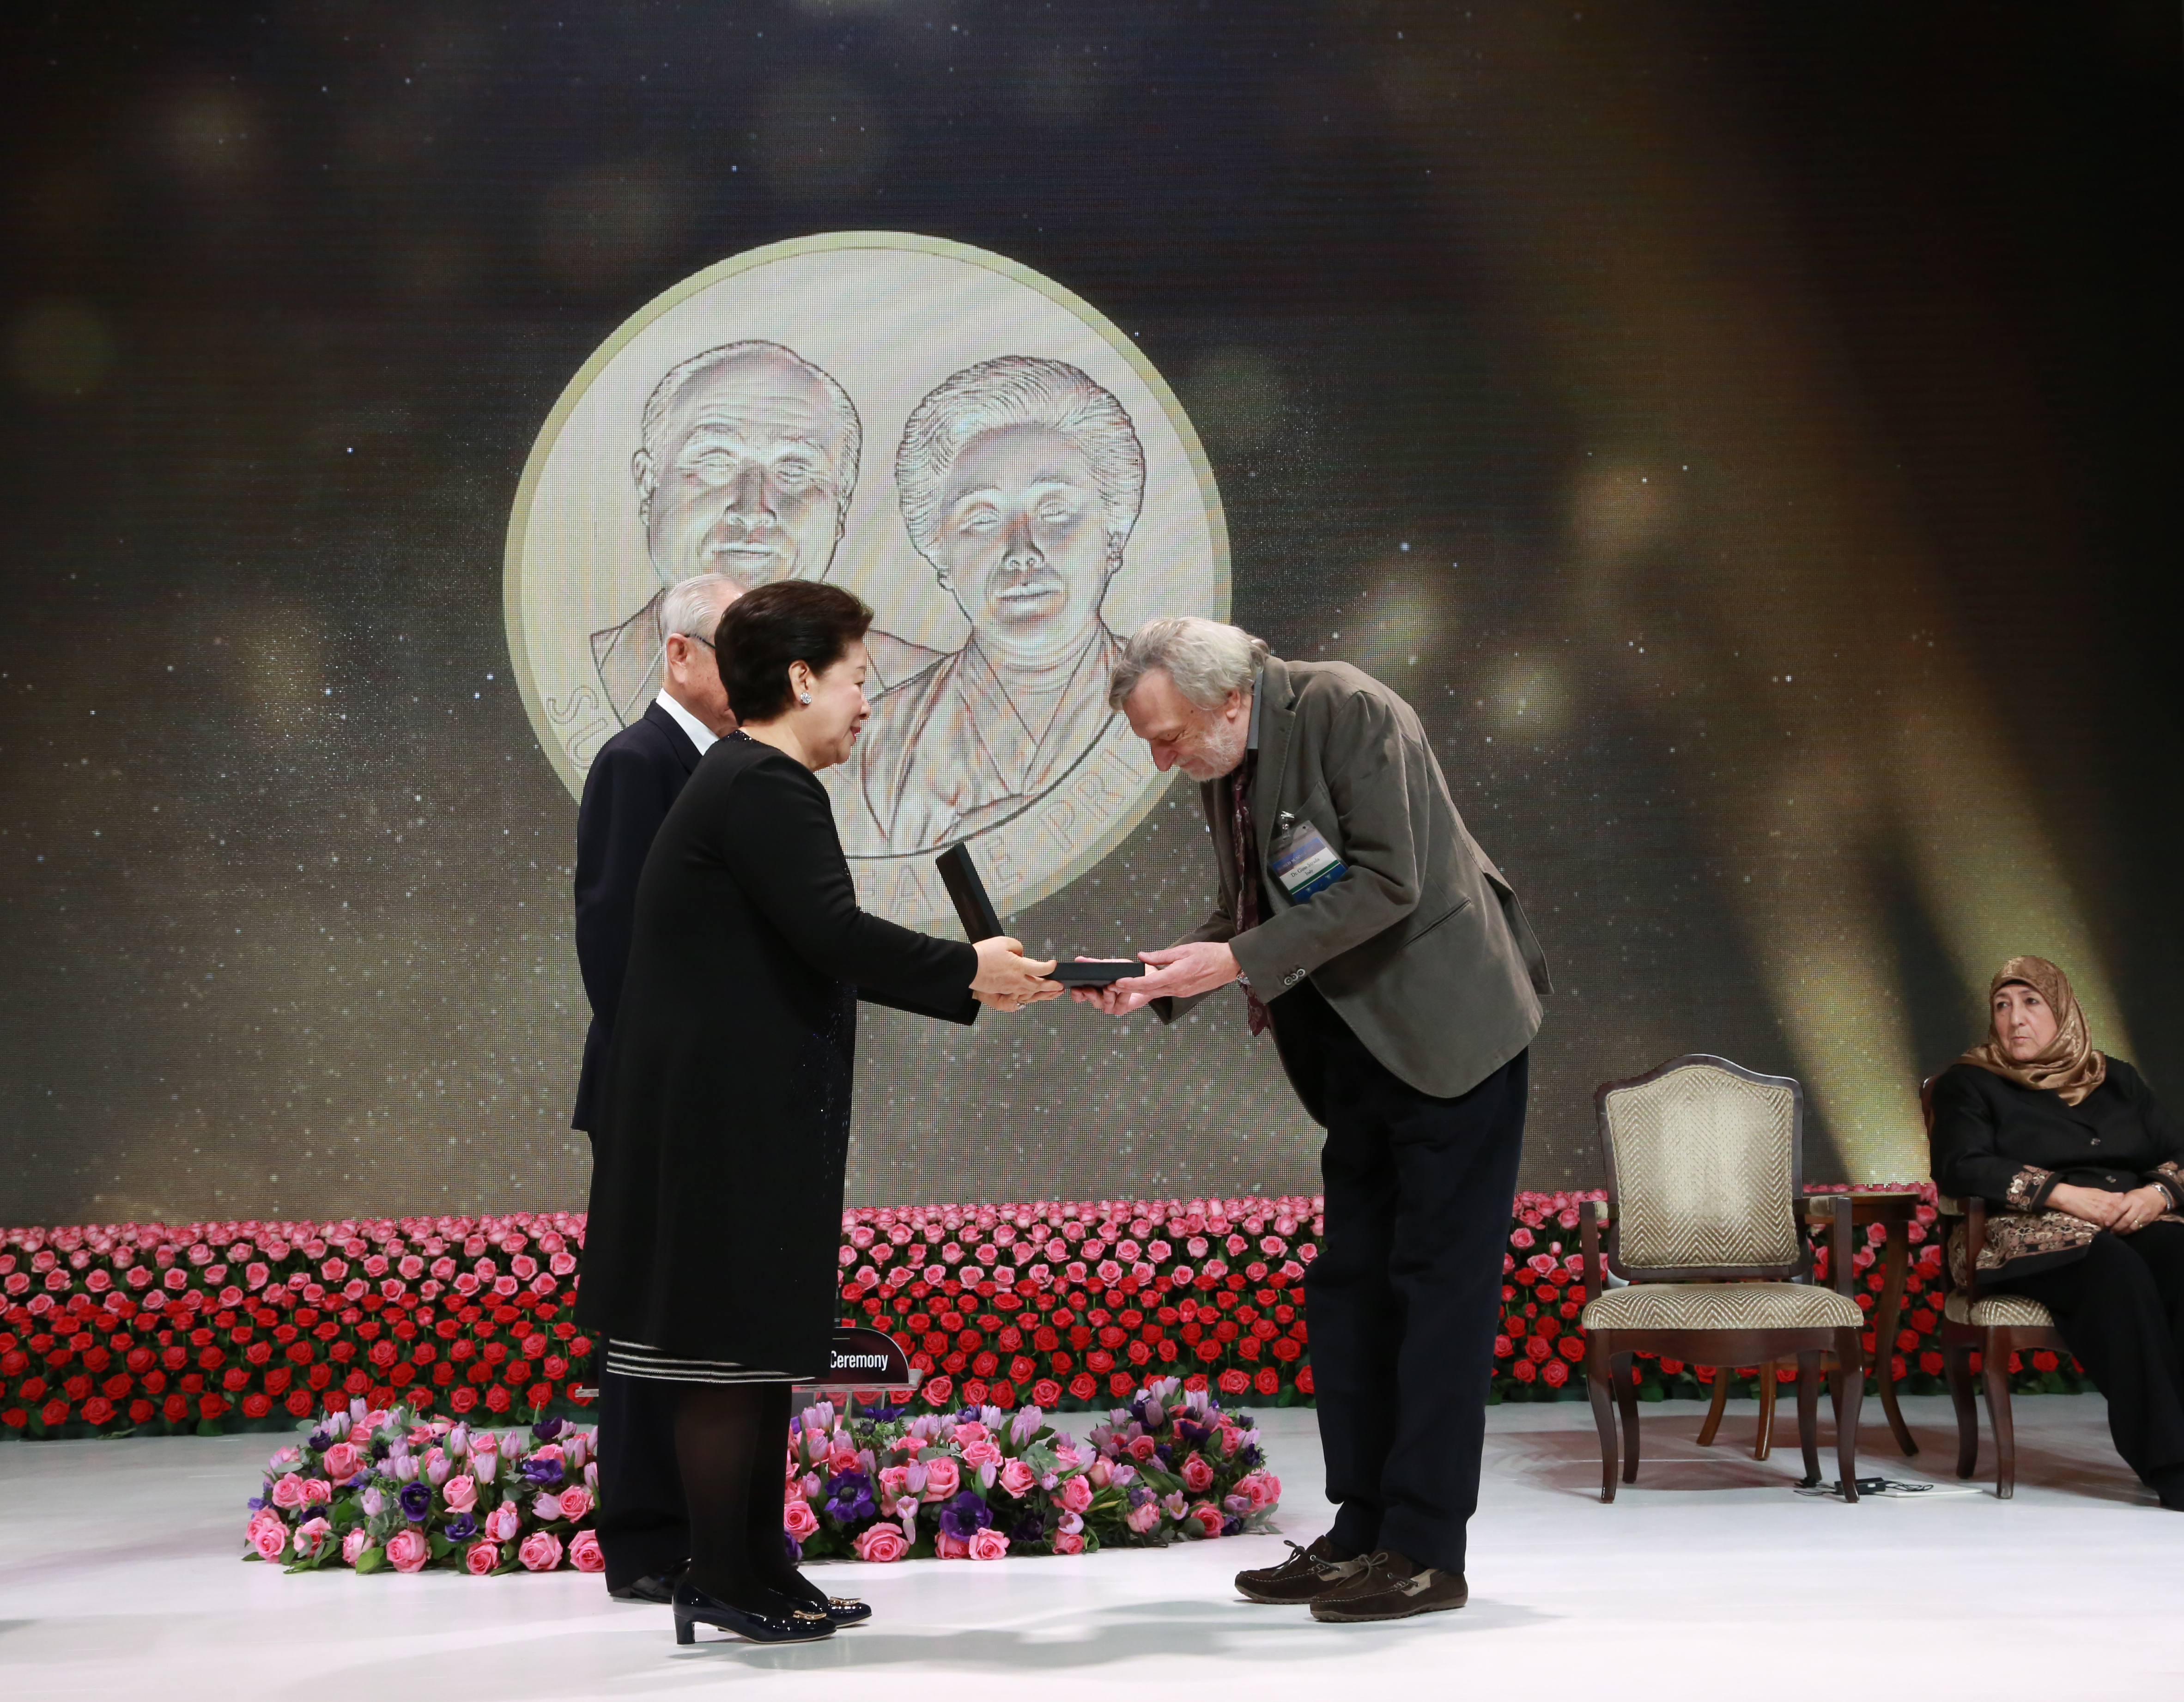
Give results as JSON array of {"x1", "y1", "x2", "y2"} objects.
[
  {"x1": 1929, "y1": 956, "x2": 2184, "y2": 1506},
  {"x1": 578, "y1": 581, "x2": 1059, "y2": 1644}
]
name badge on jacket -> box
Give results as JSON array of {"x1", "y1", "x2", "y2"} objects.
[{"x1": 1268, "y1": 815, "x2": 1347, "y2": 903}]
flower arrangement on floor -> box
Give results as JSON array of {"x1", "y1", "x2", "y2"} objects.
[
  {"x1": 785, "y1": 1378, "x2": 1281, "y2": 1561},
  {"x1": 244, "y1": 1400, "x2": 604, "y2": 1575},
  {"x1": 3, "y1": 1187, "x2": 2087, "y2": 1441}
]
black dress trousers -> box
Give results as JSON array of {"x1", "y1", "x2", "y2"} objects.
[
  {"x1": 1273, "y1": 977, "x2": 1528, "y2": 1575},
  {"x1": 1993, "y1": 1221, "x2": 2184, "y2": 1494}
]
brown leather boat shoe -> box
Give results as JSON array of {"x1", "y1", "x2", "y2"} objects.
[
  {"x1": 1234, "y1": 1534, "x2": 1370, "y2": 1604},
  {"x1": 1310, "y1": 1548, "x2": 1469, "y2": 1622}
]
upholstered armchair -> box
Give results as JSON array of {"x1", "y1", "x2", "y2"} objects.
[
  {"x1": 1922, "y1": 1077, "x2": 2069, "y2": 1498},
  {"x1": 1580, "y1": 1055, "x2": 1867, "y2": 1502}
]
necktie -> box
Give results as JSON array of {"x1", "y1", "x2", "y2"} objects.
[{"x1": 1229, "y1": 753, "x2": 1271, "y2": 1036}]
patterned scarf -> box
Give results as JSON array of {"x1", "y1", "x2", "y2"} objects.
[{"x1": 1957, "y1": 955, "x2": 2106, "y2": 1106}]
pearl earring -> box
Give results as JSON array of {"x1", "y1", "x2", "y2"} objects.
[{"x1": 799, "y1": 693, "x2": 812, "y2": 705}]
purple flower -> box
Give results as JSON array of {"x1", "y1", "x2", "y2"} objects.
[
  {"x1": 937, "y1": 1490, "x2": 994, "y2": 1542},
  {"x1": 1222, "y1": 1515, "x2": 1244, "y2": 1537},
  {"x1": 398, "y1": 1481, "x2": 433, "y2": 1522},
  {"x1": 822, "y1": 1471, "x2": 875, "y2": 1525},
  {"x1": 443, "y1": 1510, "x2": 477, "y2": 1542},
  {"x1": 519, "y1": 1455, "x2": 564, "y2": 1487},
  {"x1": 1009, "y1": 1509, "x2": 1046, "y2": 1546},
  {"x1": 246, "y1": 1496, "x2": 265, "y2": 1512},
  {"x1": 531, "y1": 1417, "x2": 564, "y2": 1442}
]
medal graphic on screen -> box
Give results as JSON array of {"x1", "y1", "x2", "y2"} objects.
[{"x1": 505, "y1": 233, "x2": 1231, "y2": 929}]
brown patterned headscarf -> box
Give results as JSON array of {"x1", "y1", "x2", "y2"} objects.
[{"x1": 1958, "y1": 955, "x2": 2107, "y2": 1106}]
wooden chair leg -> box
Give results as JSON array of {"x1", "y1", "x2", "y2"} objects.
[
  {"x1": 1832, "y1": 1328, "x2": 1864, "y2": 1503},
  {"x1": 1753, "y1": 1361, "x2": 1777, "y2": 1460},
  {"x1": 1945, "y1": 1342, "x2": 1979, "y2": 1479},
  {"x1": 1795, "y1": 1351, "x2": 1823, "y2": 1486},
  {"x1": 1586, "y1": 1337, "x2": 1620, "y2": 1503},
  {"x1": 1981, "y1": 1331, "x2": 2018, "y2": 1500},
  {"x1": 1613, "y1": 1352, "x2": 1641, "y2": 1484},
  {"x1": 1696, "y1": 1368, "x2": 1730, "y2": 1447}
]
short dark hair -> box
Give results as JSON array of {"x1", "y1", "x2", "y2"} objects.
[{"x1": 716, "y1": 580, "x2": 874, "y2": 722}]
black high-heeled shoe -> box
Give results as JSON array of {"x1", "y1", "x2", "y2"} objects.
[
  {"x1": 768, "y1": 1573, "x2": 873, "y2": 1627},
  {"x1": 671, "y1": 1578, "x2": 835, "y2": 1645}
]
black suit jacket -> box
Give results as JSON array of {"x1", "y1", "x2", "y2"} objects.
[{"x1": 570, "y1": 700, "x2": 703, "y2": 1133}]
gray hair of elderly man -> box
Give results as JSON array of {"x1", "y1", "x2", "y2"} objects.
[
  {"x1": 1108, "y1": 617, "x2": 1270, "y2": 713},
  {"x1": 658, "y1": 573, "x2": 741, "y2": 645}
]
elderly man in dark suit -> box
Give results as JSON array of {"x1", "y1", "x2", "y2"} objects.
[
  {"x1": 1078, "y1": 616, "x2": 1551, "y2": 1623},
  {"x1": 572, "y1": 570, "x2": 740, "y2": 1601}
]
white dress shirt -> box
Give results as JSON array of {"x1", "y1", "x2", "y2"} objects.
[{"x1": 654, "y1": 689, "x2": 719, "y2": 756}]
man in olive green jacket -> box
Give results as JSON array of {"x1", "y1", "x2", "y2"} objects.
[{"x1": 1078, "y1": 617, "x2": 1549, "y2": 1623}]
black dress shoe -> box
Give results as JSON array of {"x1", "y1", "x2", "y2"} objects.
[
  {"x1": 1234, "y1": 1535, "x2": 1369, "y2": 1605},
  {"x1": 770, "y1": 1573, "x2": 873, "y2": 1626},
  {"x1": 609, "y1": 1568, "x2": 683, "y2": 1604},
  {"x1": 672, "y1": 1578, "x2": 835, "y2": 1645}
]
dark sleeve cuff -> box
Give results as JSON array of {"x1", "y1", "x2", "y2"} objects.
[{"x1": 2149, "y1": 1162, "x2": 2184, "y2": 1213}]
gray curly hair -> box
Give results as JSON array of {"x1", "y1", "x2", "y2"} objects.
[
  {"x1": 894, "y1": 355, "x2": 1145, "y2": 571},
  {"x1": 633, "y1": 340, "x2": 862, "y2": 513},
  {"x1": 1108, "y1": 617, "x2": 1270, "y2": 711}
]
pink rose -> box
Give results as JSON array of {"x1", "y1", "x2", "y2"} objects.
[
  {"x1": 1187, "y1": 1502, "x2": 1224, "y2": 1538},
  {"x1": 951, "y1": 1422, "x2": 991, "y2": 1450},
  {"x1": 826, "y1": 1441, "x2": 861, "y2": 1474},
  {"x1": 968, "y1": 1528, "x2": 1010, "y2": 1562},
  {"x1": 878, "y1": 1465, "x2": 909, "y2": 1499},
  {"x1": 783, "y1": 1497, "x2": 820, "y2": 1540},
  {"x1": 1128, "y1": 1434, "x2": 1158, "y2": 1462},
  {"x1": 341, "y1": 1529, "x2": 371, "y2": 1566},
  {"x1": 441, "y1": 1474, "x2": 478, "y2": 1513},
  {"x1": 997, "y1": 1458, "x2": 1036, "y2": 1499},
  {"x1": 1180, "y1": 1453, "x2": 1214, "y2": 1494},
  {"x1": 517, "y1": 1531, "x2": 564, "y2": 1572},
  {"x1": 568, "y1": 1530, "x2": 605, "y2": 1573},
  {"x1": 385, "y1": 1528, "x2": 429, "y2": 1574},
  {"x1": 322, "y1": 1442, "x2": 362, "y2": 1482},
  {"x1": 1125, "y1": 1501, "x2": 1162, "y2": 1534},
  {"x1": 935, "y1": 1531, "x2": 971, "y2": 1559},
  {"x1": 248, "y1": 1514, "x2": 288, "y2": 1562},
  {"x1": 853, "y1": 1525, "x2": 909, "y2": 1562},
  {"x1": 1057, "y1": 1475, "x2": 1094, "y2": 1514},
  {"x1": 485, "y1": 1503, "x2": 522, "y2": 1544},
  {"x1": 269, "y1": 1473, "x2": 306, "y2": 1509},
  {"x1": 960, "y1": 1437, "x2": 1002, "y2": 1471},
  {"x1": 464, "y1": 1541, "x2": 500, "y2": 1575},
  {"x1": 558, "y1": 1485, "x2": 592, "y2": 1521},
  {"x1": 293, "y1": 1516, "x2": 333, "y2": 1559},
  {"x1": 1052, "y1": 1530, "x2": 1086, "y2": 1555},
  {"x1": 302, "y1": 1478, "x2": 333, "y2": 1506},
  {"x1": 920, "y1": 1457, "x2": 960, "y2": 1501}
]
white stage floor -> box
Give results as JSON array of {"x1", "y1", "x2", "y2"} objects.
[{"x1": 3, "y1": 1395, "x2": 2178, "y2": 1699}]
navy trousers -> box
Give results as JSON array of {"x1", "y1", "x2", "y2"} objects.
[{"x1": 1273, "y1": 978, "x2": 1529, "y2": 1575}]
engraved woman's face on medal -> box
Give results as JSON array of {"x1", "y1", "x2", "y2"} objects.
[{"x1": 930, "y1": 425, "x2": 1114, "y2": 665}]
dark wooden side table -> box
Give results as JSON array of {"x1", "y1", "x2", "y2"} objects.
[
  {"x1": 1694, "y1": 1187, "x2": 1921, "y2": 1460},
  {"x1": 1802, "y1": 1188, "x2": 1920, "y2": 1457}
]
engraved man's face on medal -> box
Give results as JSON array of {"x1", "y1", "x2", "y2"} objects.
[
  {"x1": 505, "y1": 235, "x2": 1229, "y2": 927},
  {"x1": 636, "y1": 346, "x2": 855, "y2": 592}
]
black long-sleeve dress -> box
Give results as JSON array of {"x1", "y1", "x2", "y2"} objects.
[
  {"x1": 577, "y1": 731, "x2": 977, "y2": 1383},
  {"x1": 1929, "y1": 1059, "x2": 2184, "y2": 1283}
]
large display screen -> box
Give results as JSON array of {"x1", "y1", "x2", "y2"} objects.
[{"x1": 2, "y1": 5, "x2": 2173, "y2": 1226}]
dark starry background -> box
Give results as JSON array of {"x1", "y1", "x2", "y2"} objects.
[{"x1": 1, "y1": 2, "x2": 2177, "y2": 1225}]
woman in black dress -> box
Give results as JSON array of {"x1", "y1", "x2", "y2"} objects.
[
  {"x1": 578, "y1": 582, "x2": 1058, "y2": 1643},
  {"x1": 1929, "y1": 955, "x2": 2184, "y2": 1506}
]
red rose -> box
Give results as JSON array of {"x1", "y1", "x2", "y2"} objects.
[
  {"x1": 449, "y1": 1386, "x2": 478, "y2": 1413},
  {"x1": 82, "y1": 1396, "x2": 115, "y2": 1425},
  {"x1": 484, "y1": 1384, "x2": 512, "y2": 1413},
  {"x1": 1031, "y1": 1378, "x2": 1062, "y2": 1407},
  {"x1": 42, "y1": 1398, "x2": 70, "y2": 1427},
  {"x1": 1107, "y1": 1372, "x2": 1134, "y2": 1398},
  {"x1": 1541, "y1": 1359, "x2": 1570, "y2": 1388},
  {"x1": 921, "y1": 1375, "x2": 955, "y2": 1408},
  {"x1": 285, "y1": 1390, "x2": 314, "y2": 1416},
  {"x1": 2032, "y1": 1350, "x2": 2059, "y2": 1373},
  {"x1": 1, "y1": 1408, "x2": 26, "y2": 1429},
  {"x1": 1217, "y1": 1369, "x2": 1249, "y2": 1395},
  {"x1": 1559, "y1": 1337, "x2": 1585, "y2": 1362},
  {"x1": 162, "y1": 1393, "x2": 188, "y2": 1422},
  {"x1": 1295, "y1": 1366, "x2": 1314, "y2": 1395},
  {"x1": 1068, "y1": 1373, "x2": 1097, "y2": 1400},
  {"x1": 1511, "y1": 1359, "x2": 1538, "y2": 1383},
  {"x1": 1253, "y1": 1368, "x2": 1279, "y2": 1396}
]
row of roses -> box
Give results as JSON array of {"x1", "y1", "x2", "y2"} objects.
[
  {"x1": 5, "y1": 1188, "x2": 2087, "y2": 1441},
  {"x1": 2, "y1": 1213, "x2": 596, "y2": 1439}
]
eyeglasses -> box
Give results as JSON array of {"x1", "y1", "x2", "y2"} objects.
[{"x1": 674, "y1": 633, "x2": 716, "y2": 651}]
